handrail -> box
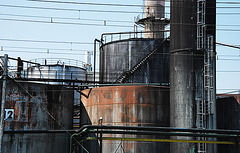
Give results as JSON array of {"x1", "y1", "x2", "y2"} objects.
[
  {"x1": 115, "y1": 38, "x2": 168, "y2": 83},
  {"x1": 101, "y1": 30, "x2": 170, "y2": 44}
]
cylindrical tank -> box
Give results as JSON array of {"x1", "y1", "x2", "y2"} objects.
[
  {"x1": 81, "y1": 85, "x2": 170, "y2": 153},
  {"x1": 1, "y1": 80, "x2": 73, "y2": 153},
  {"x1": 216, "y1": 95, "x2": 240, "y2": 153},
  {"x1": 170, "y1": 0, "x2": 197, "y2": 152},
  {"x1": 144, "y1": 0, "x2": 165, "y2": 38},
  {"x1": 100, "y1": 38, "x2": 169, "y2": 84},
  {"x1": 27, "y1": 65, "x2": 86, "y2": 84}
]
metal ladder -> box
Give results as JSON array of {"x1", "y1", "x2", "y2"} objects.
[
  {"x1": 204, "y1": 35, "x2": 214, "y2": 118},
  {"x1": 197, "y1": 0, "x2": 206, "y2": 51},
  {"x1": 197, "y1": 0, "x2": 207, "y2": 153}
]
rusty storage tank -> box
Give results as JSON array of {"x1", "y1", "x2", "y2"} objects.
[
  {"x1": 81, "y1": 85, "x2": 170, "y2": 153},
  {"x1": 1, "y1": 79, "x2": 73, "y2": 153},
  {"x1": 27, "y1": 58, "x2": 87, "y2": 84},
  {"x1": 216, "y1": 94, "x2": 240, "y2": 153},
  {"x1": 100, "y1": 38, "x2": 170, "y2": 84}
]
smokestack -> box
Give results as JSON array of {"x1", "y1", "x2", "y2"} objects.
[
  {"x1": 136, "y1": 0, "x2": 167, "y2": 39},
  {"x1": 170, "y1": 0, "x2": 197, "y2": 152},
  {"x1": 85, "y1": 51, "x2": 92, "y2": 71}
]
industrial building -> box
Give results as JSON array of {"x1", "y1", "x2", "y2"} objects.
[{"x1": 0, "y1": 0, "x2": 240, "y2": 153}]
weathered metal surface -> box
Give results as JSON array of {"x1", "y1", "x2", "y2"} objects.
[
  {"x1": 81, "y1": 85, "x2": 170, "y2": 153},
  {"x1": 0, "y1": 79, "x2": 73, "y2": 153},
  {"x1": 170, "y1": 0, "x2": 197, "y2": 152},
  {"x1": 216, "y1": 95, "x2": 240, "y2": 153},
  {"x1": 144, "y1": 0, "x2": 165, "y2": 38},
  {"x1": 100, "y1": 38, "x2": 169, "y2": 84},
  {"x1": 170, "y1": 0, "x2": 216, "y2": 152}
]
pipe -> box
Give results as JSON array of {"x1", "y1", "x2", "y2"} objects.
[
  {"x1": 76, "y1": 125, "x2": 240, "y2": 136},
  {"x1": 4, "y1": 130, "x2": 78, "y2": 134},
  {"x1": 0, "y1": 54, "x2": 8, "y2": 153},
  {"x1": 70, "y1": 129, "x2": 89, "y2": 153},
  {"x1": 86, "y1": 137, "x2": 238, "y2": 145},
  {"x1": 83, "y1": 130, "x2": 240, "y2": 139},
  {"x1": 94, "y1": 39, "x2": 101, "y2": 85}
]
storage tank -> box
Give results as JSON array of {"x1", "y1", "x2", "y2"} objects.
[
  {"x1": 216, "y1": 95, "x2": 240, "y2": 153},
  {"x1": 27, "y1": 58, "x2": 87, "y2": 84},
  {"x1": 100, "y1": 38, "x2": 169, "y2": 84},
  {"x1": 1, "y1": 80, "x2": 73, "y2": 153},
  {"x1": 81, "y1": 85, "x2": 170, "y2": 153},
  {"x1": 170, "y1": 0, "x2": 216, "y2": 152}
]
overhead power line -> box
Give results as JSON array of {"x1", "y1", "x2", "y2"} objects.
[
  {"x1": 216, "y1": 42, "x2": 240, "y2": 50},
  {"x1": 0, "y1": 18, "x2": 133, "y2": 28},
  {"x1": 0, "y1": 13, "x2": 134, "y2": 23},
  {"x1": 28, "y1": 0, "x2": 144, "y2": 7},
  {"x1": 0, "y1": 4, "x2": 142, "y2": 14},
  {"x1": 2, "y1": 18, "x2": 240, "y2": 31},
  {"x1": 28, "y1": 0, "x2": 240, "y2": 7},
  {"x1": 0, "y1": 38, "x2": 93, "y2": 45}
]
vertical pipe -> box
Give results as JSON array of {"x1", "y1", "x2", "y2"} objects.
[
  {"x1": 94, "y1": 40, "x2": 96, "y2": 85},
  {"x1": 0, "y1": 54, "x2": 8, "y2": 152},
  {"x1": 170, "y1": 0, "x2": 197, "y2": 153},
  {"x1": 94, "y1": 39, "x2": 101, "y2": 84}
]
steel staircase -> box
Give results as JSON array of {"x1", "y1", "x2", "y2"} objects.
[{"x1": 115, "y1": 38, "x2": 168, "y2": 83}]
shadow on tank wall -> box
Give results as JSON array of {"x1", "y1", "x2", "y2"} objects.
[{"x1": 217, "y1": 95, "x2": 240, "y2": 153}]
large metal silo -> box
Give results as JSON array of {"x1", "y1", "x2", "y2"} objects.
[
  {"x1": 1, "y1": 80, "x2": 73, "y2": 153},
  {"x1": 100, "y1": 38, "x2": 170, "y2": 84},
  {"x1": 170, "y1": 0, "x2": 216, "y2": 152},
  {"x1": 170, "y1": 0, "x2": 197, "y2": 152},
  {"x1": 81, "y1": 85, "x2": 170, "y2": 153}
]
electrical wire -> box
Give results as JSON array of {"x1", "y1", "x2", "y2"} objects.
[
  {"x1": 28, "y1": 0, "x2": 240, "y2": 7},
  {"x1": 0, "y1": 18, "x2": 133, "y2": 28},
  {"x1": 1, "y1": 17, "x2": 240, "y2": 31},
  {"x1": 0, "y1": 38, "x2": 93, "y2": 45},
  {"x1": 0, "y1": 13, "x2": 134, "y2": 24},
  {"x1": 0, "y1": 4, "x2": 142, "y2": 14},
  {"x1": 1, "y1": 45, "x2": 93, "y2": 52}
]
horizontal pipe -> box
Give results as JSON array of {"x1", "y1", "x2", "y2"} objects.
[
  {"x1": 86, "y1": 137, "x2": 237, "y2": 145},
  {"x1": 84, "y1": 130, "x2": 239, "y2": 139},
  {"x1": 77, "y1": 125, "x2": 240, "y2": 136},
  {"x1": 4, "y1": 130, "x2": 77, "y2": 134}
]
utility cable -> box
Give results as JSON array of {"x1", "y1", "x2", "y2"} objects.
[
  {"x1": 28, "y1": 0, "x2": 240, "y2": 7},
  {"x1": 0, "y1": 13, "x2": 134, "y2": 23},
  {"x1": 0, "y1": 4, "x2": 142, "y2": 14},
  {"x1": 0, "y1": 18, "x2": 133, "y2": 28}
]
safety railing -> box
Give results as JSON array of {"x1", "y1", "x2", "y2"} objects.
[
  {"x1": 101, "y1": 30, "x2": 170, "y2": 44},
  {"x1": 29, "y1": 58, "x2": 86, "y2": 68}
]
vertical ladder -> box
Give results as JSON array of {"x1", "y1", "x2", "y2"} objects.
[
  {"x1": 204, "y1": 35, "x2": 214, "y2": 119},
  {"x1": 197, "y1": 0, "x2": 207, "y2": 153},
  {"x1": 197, "y1": 0, "x2": 206, "y2": 50}
]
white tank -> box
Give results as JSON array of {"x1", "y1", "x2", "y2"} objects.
[{"x1": 27, "y1": 58, "x2": 87, "y2": 85}]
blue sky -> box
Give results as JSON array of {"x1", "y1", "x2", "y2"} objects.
[{"x1": 0, "y1": 0, "x2": 240, "y2": 94}]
